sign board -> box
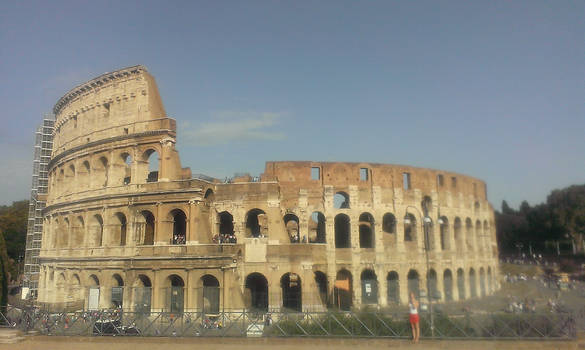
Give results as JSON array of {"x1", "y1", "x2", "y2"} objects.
[
  {"x1": 246, "y1": 324, "x2": 264, "y2": 337},
  {"x1": 21, "y1": 287, "x2": 30, "y2": 300},
  {"x1": 88, "y1": 287, "x2": 100, "y2": 310},
  {"x1": 365, "y1": 283, "x2": 371, "y2": 294}
]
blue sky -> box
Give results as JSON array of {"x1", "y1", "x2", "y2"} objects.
[{"x1": 0, "y1": 0, "x2": 583, "y2": 210}]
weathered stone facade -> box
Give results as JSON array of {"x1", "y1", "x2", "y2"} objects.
[{"x1": 38, "y1": 65, "x2": 499, "y2": 312}]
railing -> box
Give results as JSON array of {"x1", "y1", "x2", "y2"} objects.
[{"x1": 0, "y1": 306, "x2": 579, "y2": 339}]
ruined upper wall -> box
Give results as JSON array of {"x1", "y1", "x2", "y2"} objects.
[
  {"x1": 264, "y1": 161, "x2": 489, "y2": 201},
  {"x1": 51, "y1": 65, "x2": 171, "y2": 158}
]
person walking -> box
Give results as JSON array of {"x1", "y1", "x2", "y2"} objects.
[{"x1": 409, "y1": 292, "x2": 420, "y2": 343}]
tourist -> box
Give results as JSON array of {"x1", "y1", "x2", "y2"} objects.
[{"x1": 409, "y1": 292, "x2": 420, "y2": 343}]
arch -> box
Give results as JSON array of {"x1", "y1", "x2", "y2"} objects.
[
  {"x1": 87, "y1": 273, "x2": 100, "y2": 310},
  {"x1": 474, "y1": 201, "x2": 480, "y2": 214},
  {"x1": 457, "y1": 268, "x2": 465, "y2": 300},
  {"x1": 166, "y1": 274, "x2": 185, "y2": 313},
  {"x1": 137, "y1": 210, "x2": 155, "y2": 245},
  {"x1": 111, "y1": 212, "x2": 127, "y2": 246},
  {"x1": 281, "y1": 273, "x2": 302, "y2": 312},
  {"x1": 479, "y1": 267, "x2": 486, "y2": 297},
  {"x1": 407, "y1": 269, "x2": 420, "y2": 299},
  {"x1": 96, "y1": 156, "x2": 109, "y2": 187},
  {"x1": 333, "y1": 191, "x2": 350, "y2": 209},
  {"x1": 284, "y1": 213, "x2": 301, "y2": 243},
  {"x1": 487, "y1": 267, "x2": 493, "y2": 293},
  {"x1": 358, "y1": 212, "x2": 375, "y2": 248},
  {"x1": 201, "y1": 274, "x2": 220, "y2": 314},
  {"x1": 245, "y1": 273, "x2": 268, "y2": 311},
  {"x1": 334, "y1": 214, "x2": 350, "y2": 248},
  {"x1": 439, "y1": 216, "x2": 450, "y2": 251},
  {"x1": 334, "y1": 269, "x2": 353, "y2": 310},
  {"x1": 421, "y1": 196, "x2": 433, "y2": 215},
  {"x1": 483, "y1": 220, "x2": 490, "y2": 255},
  {"x1": 387, "y1": 271, "x2": 400, "y2": 304},
  {"x1": 111, "y1": 274, "x2": 124, "y2": 308},
  {"x1": 70, "y1": 274, "x2": 82, "y2": 302},
  {"x1": 170, "y1": 209, "x2": 187, "y2": 244},
  {"x1": 309, "y1": 211, "x2": 326, "y2": 243},
  {"x1": 133, "y1": 274, "x2": 152, "y2": 314},
  {"x1": 143, "y1": 149, "x2": 159, "y2": 182},
  {"x1": 465, "y1": 218, "x2": 474, "y2": 252},
  {"x1": 70, "y1": 216, "x2": 84, "y2": 247},
  {"x1": 404, "y1": 213, "x2": 417, "y2": 242},
  {"x1": 360, "y1": 269, "x2": 378, "y2": 305},
  {"x1": 245, "y1": 208, "x2": 266, "y2": 238},
  {"x1": 218, "y1": 211, "x2": 235, "y2": 243},
  {"x1": 427, "y1": 269, "x2": 439, "y2": 301},
  {"x1": 475, "y1": 220, "x2": 482, "y2": 254},
  {"x1": 453, "y1": 217, "x2": 463, "y2": 253},
  {"x1": 382, "y1": 213, "x2": 396, "y2": 234},
  {"x1": 88, "y1": 214, "x2": 103, "y2": 247},
  {"x1": 443, "y1": 269, "x2": 453, "y2": 301},
  {"x1": 58, "y1": 218, "x2": 70, "y2": 248},
  {"x1": 204, "y1": 188, "x2": 215, "y2": 201},
  {"x1": 121, "y1": 152, "x2": 132, "y2": 185},
  {"x1": 314, "y1": 271, "x2": 328, "y2": 306},
  {"x1": 56, "y1": 273, "x2": 67, "y2": 302},
  {"x1": 469, "y1": 268, "x2": 477, "y2": 298},
  {"x1": 52, "y1": 218, "x2": 60, "y2": 248}
]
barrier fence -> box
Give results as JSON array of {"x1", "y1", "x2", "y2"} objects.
[{"x1": 0, "y1": 306, "x2": 580, "y2": 340}]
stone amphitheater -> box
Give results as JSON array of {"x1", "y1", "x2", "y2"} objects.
[{"x1": 37, "y1": 65, "x2": 499, "y2": 313}]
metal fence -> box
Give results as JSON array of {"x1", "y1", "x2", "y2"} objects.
[{"x1": 0, "y1": 306, "x2": 580, "y2": 340}]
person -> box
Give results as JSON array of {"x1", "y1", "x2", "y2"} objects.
[{"x1": 409, "y1": 292, "x2": 420, "y2": 343}]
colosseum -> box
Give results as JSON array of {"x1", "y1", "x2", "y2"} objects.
[{"x1": 38, "y1": 65, "x2": 499, "y2": 313}]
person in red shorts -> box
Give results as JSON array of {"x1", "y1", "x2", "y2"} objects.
[{"x1": 409, "y1": 292, "x2": 420, "y2": 343}]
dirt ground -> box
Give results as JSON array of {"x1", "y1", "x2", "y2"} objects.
[{"x1": 1, "y1": 336, "x2": 583, "y2": 350}]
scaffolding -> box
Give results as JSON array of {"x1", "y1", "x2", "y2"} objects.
[{"x1": 23, "y1": 117, "x2": 54, "y2": 299}]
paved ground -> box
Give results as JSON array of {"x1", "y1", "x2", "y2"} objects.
[{"x1": 1, "y1": 336, "x2": 584, "y2": 350}]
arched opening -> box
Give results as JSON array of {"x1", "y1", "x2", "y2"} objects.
[
  {"x1": 144, "y1": 149, "x2": 159, "y2": 183},
  {"x1": 487, "y1": 267, "x2": 493, "y2": 293},
  {"x1": 475, "y1": 220, "x2": 482, "y2": 254},
  {"x1": 88, "y1": 274, "x2": 100, "y2": 310},
  {"x1": 404, "y1": 213, "x2": 417, "y2": 242},
  {"x1": 424, "y1": 218, "x2": 435, "y2": 250},
  {"x1": 82, "y1": 161, "x2": 91, "y2": 188},
  {"x1": 359, "y1": 212, "x2": 375, "y2": 248},
  {"x1": 479, "y1": 267, "x2": 486, "y2": 297},
  {"x1": 314, "y1": 271, "x2": 328, "y2": 307},
  {"x1": 407, "y1": 269, "x2": 420, "y2": 299},
  {"x1": 97, "y1": 156, "x2": 108, "y2": 187},
  {"x1": 281, "y1": 273, "x2": 302, "y2": 312},
  {"x1": 167, "y1": 275, "x2": 185, "y2": 313},
  {"x1": 474, "y1": 201, "x2": 480, "y2": 214},
  {"x1": 469, "y1": 268, "x2": 477, "y2": 298},
  {"x1": 245, "y1": 273, "x2": 268, "y2": 312},
  {"x1": 59, "y1": 218, "x2": 70, "y2": 248},
  {"x1": 56, "y1": 273, "x2": 66, "y2": 303},
  {"x1": 457, "y1": 268, "x2": 465, "y2": 300},
  {"x1": 465, "y1": 218, "x2": 473, "y2": 252},
  {"x1": 245, "y1": 209, "x2": 266, "y2": 238},
  {"x1": 439, "y1": 216, "x2": 449, "y2": 251},
  {"x1": 204, "y1": 188, "x2": 215, "y2": 201},
  {"x1": 334, "y1": 269, "x2": 353, "y2": 310},
  {"x1": 382, "y1": 213, "x2": 396, "y2": 234},
  {"x1": 483, "y1": 221, "x2": 490, "y2": 256},
  {"x1": 284, "y1": 213, "x2": 301, "y2": 243},
  {"x1": 309, "y1": 211, "x2": 326, "y2": 243},
  {"x1": 333, "y1": 192, "x2": 350, "y2": 209},
  {"x1": 111, "y1": 274, "x2": 124, "y2": 308},
  {"x1": 121, "y1": 153, "x2": 132, "y2": 185},
  {"x1": 71, "y1": 274, "x2": 82, "y2": 302},
  {"x1": 171, "y1": 209, "x2": 187, "y2": 244},
  {"x1": 360, "y1": 269, "x2": 378, "y2": 305},
  {"x1": 52, "y1": 219, "x2": 59, "y2": 248},
  {"x1": 66, "y1": 164, "x2": 75, "y2": 193},
  {"x1": 443, "y1": 269, "x2": 453, "y2": 301},
  {"x1": 89, "y1": 215, "x2": 103, "y2": 247},
  {"x1": 427, "y1": 269, "x2": 439, "y2": 301},
  {"x1": 112, "y1": 212, "x2": 127, "y2": 246},
  {"x1": 71, "y1": 216, "x2": 84, "y2": 247},
  {"x1": 334, "y1": 214, "x2": 350, "y2": 248},
  {"x1": 218, "y1": 211, "x2": 235, "y2": 243},
  {"x1": 201, "y1": 275, "x2": 220, "y2": 314},
  {"x1": 421, "y1": 196, "x2": 432, "y2": 215},
  {"x1": 387, "y1": 271, "x2": 399, "y2": 304},
  {"x1": 133, "y1": 275, "x2": 152, "y2": 315},
  {"x1": 454, "y1": 217, "x2": 463, "y2": 254},
  {"x1": 138, "y1": 210, "x2": 155, "y2": 245}
]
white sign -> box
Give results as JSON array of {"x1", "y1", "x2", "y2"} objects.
[
  {"x1": 246, "y1": 324, "x2": 264, "y2": 337},
  {"x1": 365, "y1": 283, "x2": 371, "y2": 293},
  {"x1": 88, "y1": 287, "x2": 100, "y2": 310}
]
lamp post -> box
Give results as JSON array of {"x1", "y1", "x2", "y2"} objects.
[{"x1": 423, "y1": 215, "x2": 435, "y2": 338}]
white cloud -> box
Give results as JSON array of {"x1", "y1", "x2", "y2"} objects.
[{"x1": 182, "y1": 111, "x2": 286, "y2": 146}]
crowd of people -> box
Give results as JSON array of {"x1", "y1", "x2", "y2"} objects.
[{"x1": 213, "y1": 234, "x2": 237, "y2": 244}]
